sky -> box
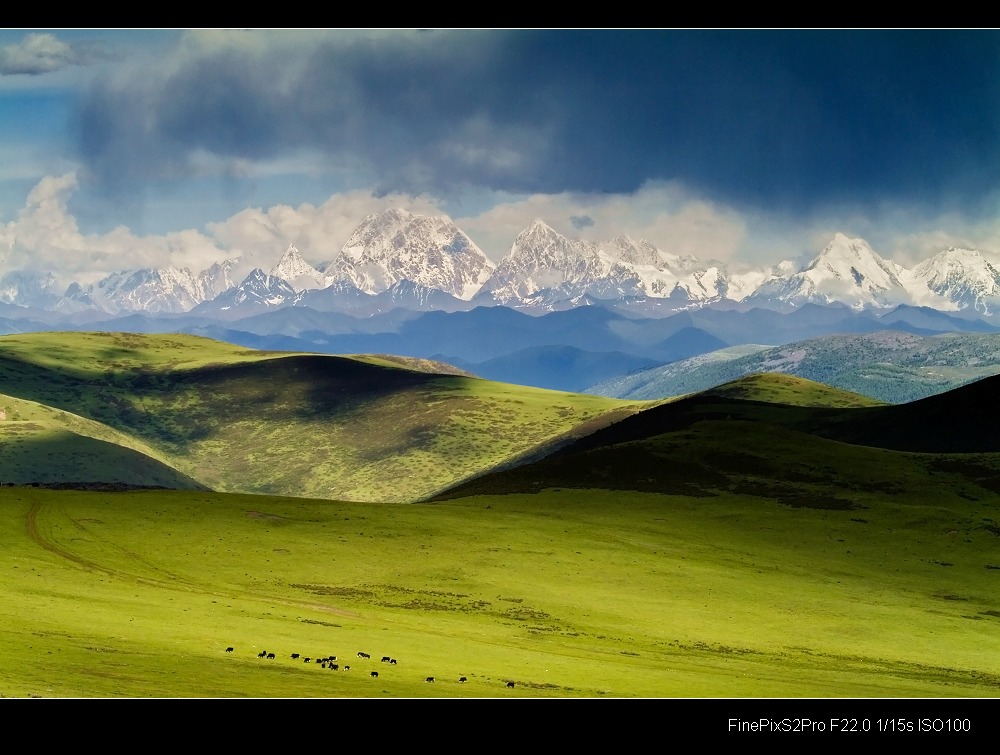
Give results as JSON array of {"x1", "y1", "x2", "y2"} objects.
[{"x1": 1, "y1": 28, "x2": 1000, "y2": 289}]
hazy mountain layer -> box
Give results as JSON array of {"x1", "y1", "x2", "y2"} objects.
[{"x1": 588, "y1": 329, "x2": 1000, "y2": 404}]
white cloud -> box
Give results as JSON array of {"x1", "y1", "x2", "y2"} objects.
[
  {"x1": 454, "y1": 181, "x2": 1000, "y2": 274},
  {"x1": 6, "y1": 172, "x2": 1000, "y2": 297},
  {"x1": 1, "y1": 173, "x2": 224, "y2": 287},
  {"x1": 206, "y1": 189, "x2": 445, "y2": 277},
  {"x1": 793, "y1": 199, "x2": 1000, "y2": 269},
  {"x1": 456, "y1": 182, "x2": 750, "y2": 264},
  {"x1": 1, "y1": 174, "x2": 456, "y2": 290},
  {"x1": 0, "y1": 33, "x2": 79, "y2": 75}
]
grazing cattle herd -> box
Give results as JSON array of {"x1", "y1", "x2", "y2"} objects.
[{"x1": 227, "y1": 645, "x2": 517, "y2": 690}]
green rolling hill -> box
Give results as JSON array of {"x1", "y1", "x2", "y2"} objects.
[
  {"x1": 433, "y1": 371, "x2": 1000, "y2": 506},
  {"x1": 4, "y1": 333, "x2": 1000, "y2": 699},
  {"x1": 0, "y1": 332, "x2": 643, "y2": 502}
]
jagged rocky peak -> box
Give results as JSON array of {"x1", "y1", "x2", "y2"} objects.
[
  {"x1": 89, "y1": 266, "x2": 203, "y2": 314},
  {"x1": 324, "y1": 208, "x2": 494, "y2": 300},
  {"x1": 199, "y1": 267, "x2": 296, "y2": 313},
  {"x1": 69, "y1": 259, "x2": 244, "y2": 315},
  {"x1": 742, "y1": 233, "x2": 916, "y2": 311},
  {"x1": 198, "y1": 257, "x2": 240, "y2": 300},
  {"x1": 269, "y1": 244, "x2": 327, "y2": 291},
  {"x1": 914, "y1": 247, "x2": 997, "y2": 280},
  {"x1": 911, "y1": 246, "x2": 1000, "y2": 313},
  {"x1": 601, "y1": 234, "x2": 664, "y2": 267},
  {"x1": 241, "y1": 268, "x2": 282, "y2": 287},
  {"x1": 505, "y1": 220, "x2": 595, "y2": 266},
  {"x1": 0, "y1": 269, "x2": 60, "y2": 307},
  {"x1": 806, "y1": 233, "x2": 902, "y2": 280},
  {"x1": 794, "y1": 233, "x2": 911, "y2": 296},
  {"x1": 481, "y1": 219, "x2": 738, "y2": 308}
]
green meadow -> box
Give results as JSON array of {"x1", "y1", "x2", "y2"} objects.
[
  {"x1": 4, "y1": 484, "x2": 1000, "y2": 698},
  {"x1": 1, "y1": 333, "x2": 999, "y2": 698}
]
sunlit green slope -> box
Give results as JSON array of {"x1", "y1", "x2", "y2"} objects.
[
  {"x1": 433, "y1": 371, "x2": 1000, "y2": 503},
  {"x1": 0, "y1": 332, "x2": 643, "y2": 501}
]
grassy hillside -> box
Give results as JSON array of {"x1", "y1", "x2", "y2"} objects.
[
  {"x1": 5, "y1": 343, "x2": 1000, "y2": 698},
  {"x1": 700, "y1": 372, "x2": 881, "y2": 408},
  {"x1": 0, "y1": 393, "x2": 204, "y2": 489},
  {"x1": 803, "y1": 371, "x2": 1000, "y2": 454},
  {"x1": 3, "y1": 484, "x2": 999, "y2": 698},
  {"x1": 0, "y1": 332, "x2": 642, "y2": 501},
  {"x1": 434, "y1": 372, "x2": 1000, "y2": 503}
]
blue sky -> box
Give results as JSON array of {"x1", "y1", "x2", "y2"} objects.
[{"x1": 2, "y1": 29, "x2": 999, "y2": 287}]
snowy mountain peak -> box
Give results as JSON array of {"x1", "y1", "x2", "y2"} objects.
[
  {"x1": 194, "y1": 267, "x2": 295, "y2": 315},
  {"x1": 198, "y1": 258, "x2": 239, "y2": 301},
  {"x1": 602, "y1": 235, "x2": 662, "y2": 267},
  {"x1": 919, "y1": 246, "x2": 989, "y2": 268},
  {"x1": 270, "y1": 244, "x2": 327, "y2": 291},
  {"x1": 745, "y1": 233, "x2": 913, "y2": 311},
  {"x1": 911, "y1": 246, "x2": 1000, "y2": 314},
  {"x1": 807, "y1": 234, "x2": 898, "y2": 275},
  {"x1": 510, "y1": 220, "x2": 588, "y2": 260},
  {"x1": 0, "y1": 269, "x2": 61, "y2": 309},
  {"x1": 323, "y1": 209, "x2": 494, "y2": 300},
  {"x1": 478, "y1": 220, "x2": 734, "y2": 308},
  {"x1": 8, "y1": 209, "x2": 1000, "y2": 322}
]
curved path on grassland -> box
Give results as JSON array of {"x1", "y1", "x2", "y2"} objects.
[
  {"x1": 19, "y1": 496, "x2": 614, "y2": 689},
  {"x1": 19, "y1": 498, "x2": 1000, "y2": 696},
  {"x1": 20, "y1": 497, "x2": 634, "y2": 666},
  {"x1": 23, "y1": 498, "x2": 358, "y2": 619}
]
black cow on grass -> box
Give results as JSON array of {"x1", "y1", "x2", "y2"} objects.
[
  {"x1": 225, "y1": 647, "x2": 234, "y2": 653},
  {"x1": 371, "y1": 671, "x2": 378, "y2": 678},
  {"x1": 459, "y1": 677, "x2": 467, "y2": 683},
  {"x1": 425, "y1": 677, "x2": 435, "y2": 683},
  {"x1": 290, "y1": 653, "x2": 300, "y2": 659},
  {"x1": 506, "y1": 681, "x2": 515, "y2": 688},
  {"x1": 267, "y1": 653, "x2": 275, "y2": 660},
  {"x1": 257, "y1": 651, "x2": 267, "y2": 658},
  {"x1": 381, "y1": 656, "x2": 391, "y2": 663},
  {"x1": 358, "y1": 652, "x2": 370, "y2": 659}
]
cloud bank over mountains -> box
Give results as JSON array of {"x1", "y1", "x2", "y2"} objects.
[
  {"x1": 3, "y1": 30, "x2": 1000, "y2": 289},
  {"x1": 6, "y1": 171, "x2": 1000, "y2": 300},
  {"x1": 6, "y1": 182, "x2": 1000, "y2": 323}
]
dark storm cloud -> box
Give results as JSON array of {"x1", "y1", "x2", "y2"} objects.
[{"x1": 72, "y1": 29, "x2": 1000, "y2": 217}]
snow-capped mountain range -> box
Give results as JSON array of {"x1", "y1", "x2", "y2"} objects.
[
  {"x1": 62, "y1": 259, "x2": 240, "y2": 315},
  {"x1": 325, "y1": 208, "x2": 493, "y2": 300},
  {"x1": 3, "y1": 208, "x2": 1000, "y2": 321},
  {"x1": 473, "y1": 219, "x2": 729, "y2": 307}
]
